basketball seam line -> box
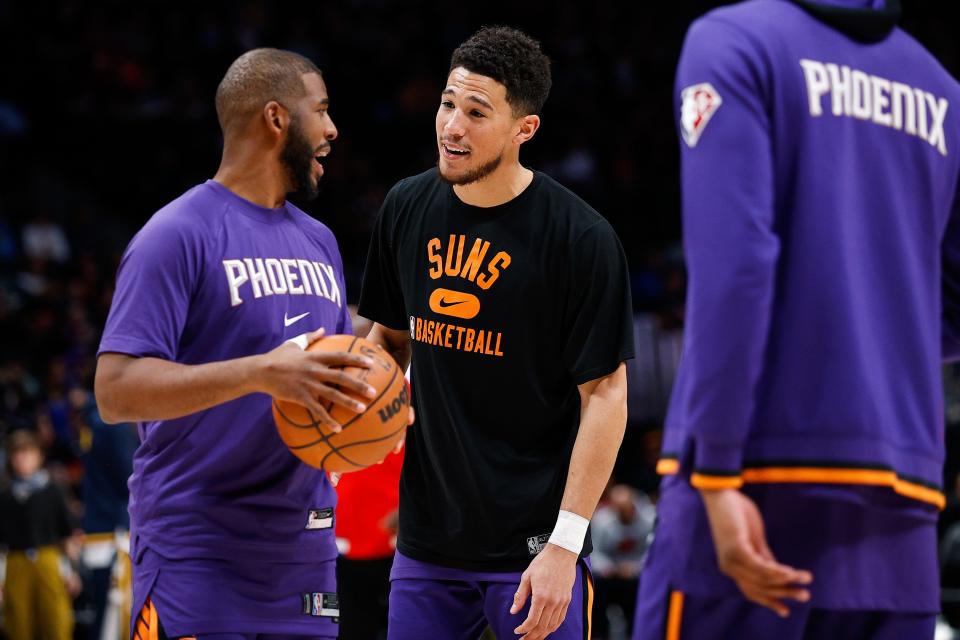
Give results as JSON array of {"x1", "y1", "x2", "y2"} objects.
[
  {"x1": 317, "y1": 418, "x2": 408, "y2": 470},
  {"x1": 272, "y1": 400, "x2": 344, "y2": 459},
  {"x1": 274, "y1": 401, "x2": 365, "y2": 467},
  {"x1": 314, "y1": 363, "x2": 401, "y2": 469},
  {"x1": 272, "y1": 335, "x2": 365, "y2": 430},
  {"x1": 280, "y1": 334, "x2": 376, "y2": 434},
  {"x1": 324, "y1": 334, "x2": 359, "y2": 414},
  {"x1": 276, "y1": 347, "x2": 402, "y2": 469}
]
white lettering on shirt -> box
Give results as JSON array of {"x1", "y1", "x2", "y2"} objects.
[
  {"x1": 223, "y1": 260, "x2": 248, "y2": 307},
  {"x1": 800, "y1": 58, "x2": 949, "y2": 156},
  {"x1": 222, "y1": 257, "x2": 343, "y2": 308},
  {"x1": 243, "y1": 258, "x2": 272, "y2": 298}
]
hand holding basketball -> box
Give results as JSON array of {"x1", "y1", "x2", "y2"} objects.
[
  {"x1": 254, "y1": 328, "x2": 377, "y2": 433},
  {"x1": 272, "y1": 332, "x2": 410, "y2": 472}
]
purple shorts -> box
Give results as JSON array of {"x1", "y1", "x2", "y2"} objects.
[
  {"x1": 131, "y1": 547, "x2": 338, "y2": 639},
  {"x1": 387, "y1": 552, "x2": 594, "y2": 640},
  {"x1": 632, "y1": 475, "x2": 938, "y2": 638},
  {"x1": 632, "y1": 587, "x2": 935, "y2": 640}
]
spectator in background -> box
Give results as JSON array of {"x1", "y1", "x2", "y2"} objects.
[
  {"x1": 334, "y1": 305, "x2": 403, "y2": 640},
  {"x1": 335, "y1": 447, "x2": 404, "y2": 640},
  {"x1": 74, "y1": 386, "x2": 137, "y2": 640},
  {"x1": 0, "y1": 429, "x2": 78, "y2": 640},
  {"x1": 74, "y1": 388, "x2": 136, "y2": 541},
  {"x1": 0, "y1": 216, "x2": 17, "y2": 265},
  {"x1": 591, "y1": 484, "x2": 655, "y2": 640},
  {"x1": 941, "y1": 473, "x2": 960, "y2": 631},
  {"x1": 21, "y1": 209, "x2": 70, "y2": 265}
]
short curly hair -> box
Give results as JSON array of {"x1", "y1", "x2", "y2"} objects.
[{"x1": 449, "y1": 26, "x2": 552, "y2": 117}]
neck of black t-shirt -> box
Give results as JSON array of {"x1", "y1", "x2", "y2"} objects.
[{"x1": 446, "y1": 170, "x2": 543, "y2": 219}]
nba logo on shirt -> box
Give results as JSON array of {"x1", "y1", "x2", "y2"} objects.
[
  {"x1": 305, "y1": 508, "x2": 334, "y2": 530},
  {"x1": 302, "y1": 592, "x2": 339, "y2": 619},
  {"x1": 526, "y1": 533, "x2": 550, "y2": 555},
  {"x1": 313, "y1": 593, "x2": 338, "y2": 617},
  {"x1": 680, "y1": 82, "x2": 723, "y2": 148}
]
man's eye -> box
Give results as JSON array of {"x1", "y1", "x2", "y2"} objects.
[
  {"x1": 471, "y1": 110, "x2": 485, "y2": 118},
  {"x1": 441, "y1": 101, "x2": 454, "y2": 108}
]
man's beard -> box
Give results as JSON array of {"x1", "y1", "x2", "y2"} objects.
[
  {"x1": 280, "y1": 116, "x2": 320, "y2": 201},
  {"x1": 438, "y1": 151, "x2": 504, "y2": 186}
]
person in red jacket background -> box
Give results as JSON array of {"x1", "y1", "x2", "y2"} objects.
[
  {"x1": 335, "y1": 307, "x2": 405, "y2": 640},
  {"x1": 335, "y1": 446, "x2": 403, "y2": 640}
]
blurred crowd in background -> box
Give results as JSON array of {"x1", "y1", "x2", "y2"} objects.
[{"x1": 2, "y1": 1, "x2": 960, "y2": 638}]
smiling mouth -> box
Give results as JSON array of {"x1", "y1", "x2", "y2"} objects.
[
  {"x1": 314, "y1": 146, "x2": 330, "y2": 170},
  {"x1": 441, "y1": 143, "x2": 470, "y2": 158}
]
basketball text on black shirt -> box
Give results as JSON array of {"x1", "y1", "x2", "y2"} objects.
[{"x1": 359, "y1": 168, "x2": 634, "y2": 571}]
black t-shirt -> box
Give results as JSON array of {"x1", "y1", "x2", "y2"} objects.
[
  {"x1": 0, "y1": 479, "x2": 74, "y2": 551},
  {"x1": 358, "y1": 168, "x2": 634, "y2": 571}
]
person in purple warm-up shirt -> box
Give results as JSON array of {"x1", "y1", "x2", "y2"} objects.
[
  {"x1": 94, "y1": 49, "x2": 380, "y2": 640},
  {"x1": 635, "y1": 1, "x2": 960, "y2": 639}
]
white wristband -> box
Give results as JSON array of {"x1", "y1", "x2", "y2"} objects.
[
  {"x1": 547, "y1": 510, "x2": 590, "y2": 555},
  {"x1": 286, "y1": 333, "x2": 310, "y2": 350}
]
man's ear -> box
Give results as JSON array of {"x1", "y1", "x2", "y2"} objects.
[
  {"x1": 513, "y1": 114, "x2": 541, "y2": 146},
  {"x1": 263, "y1": 101, "x2": 289, "y2": 137}
]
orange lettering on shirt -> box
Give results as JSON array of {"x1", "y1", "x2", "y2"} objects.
[
  {"x1": 432, "y1": 323, "x2": 446, "y2": 346},
  {"x1": 444, "y1": 235, "x2": 466, "y2": 277},
  {"x1": 427, "y1": 238, "x2": 443, "y2": 279},
  {"x1": 426, "y1": 236, "x2": 510, "y2": 290},
  {"x1": 462, "y1": 239, "x2": 491, "y2": 282},
  {"x1": 473, "y1": 330, "x2": 487, "y2": 353},
  {"x1": 408, "y1": 315, "x2": 504, "y2": 358},
  {"x1": 476, "y1": 251, "x2": 512, "y2": 290}
]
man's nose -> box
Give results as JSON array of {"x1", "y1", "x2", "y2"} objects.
[{"x1": 443, "y1": 111, "x2": 466, "y2": 138}]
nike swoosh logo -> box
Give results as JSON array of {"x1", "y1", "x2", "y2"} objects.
[
  {"x1": 284, "y1": 311, "x2": 311, "y2": 327},
  {"x1": 428, "y1": 288, "x2": 481, "y2": 320}
]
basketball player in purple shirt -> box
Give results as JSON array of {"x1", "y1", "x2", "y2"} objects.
[
  {"x1": 95, "y1": 49, "x2": 377, "y2": 639},
  {"x1": 635, "y1": 1, "x2": 960, "y2": 638}
]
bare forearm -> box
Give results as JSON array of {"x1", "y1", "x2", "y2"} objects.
[
  {"x1": 383, "y1": 343, "x2": 411, "y2": 372},
  {"x1": 96, "y1": 330, "x2": 379, "y2": 429},
  {"x1": 560, "y1": 364, "x2": 628, "y2": 518},
  {"x1": 95, "y1": 354, "x2": 263, "y2": 423},
  {"x1": 366, "y1": 323, "x2": 412, "y2": 371}
]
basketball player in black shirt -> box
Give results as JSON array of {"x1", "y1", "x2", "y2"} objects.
[{"x1": 359, "y1": 26, "x2": 634, "y2": 640}]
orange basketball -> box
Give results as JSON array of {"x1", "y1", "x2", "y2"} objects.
[{"x1": 272, "y1": 334, "x2": 409, "y2": 472}]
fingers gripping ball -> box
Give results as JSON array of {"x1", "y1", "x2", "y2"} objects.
[{"x1": 272, "y1": 334, "x2": 409, "y2": 472}]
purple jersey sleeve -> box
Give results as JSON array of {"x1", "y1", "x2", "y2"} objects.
[
  {"x1": 99, "y1": 211, "x2": 203, "y2": 360},
  {"x1": 672, "y1": 16, "x2": 778, "y2": 477}
]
